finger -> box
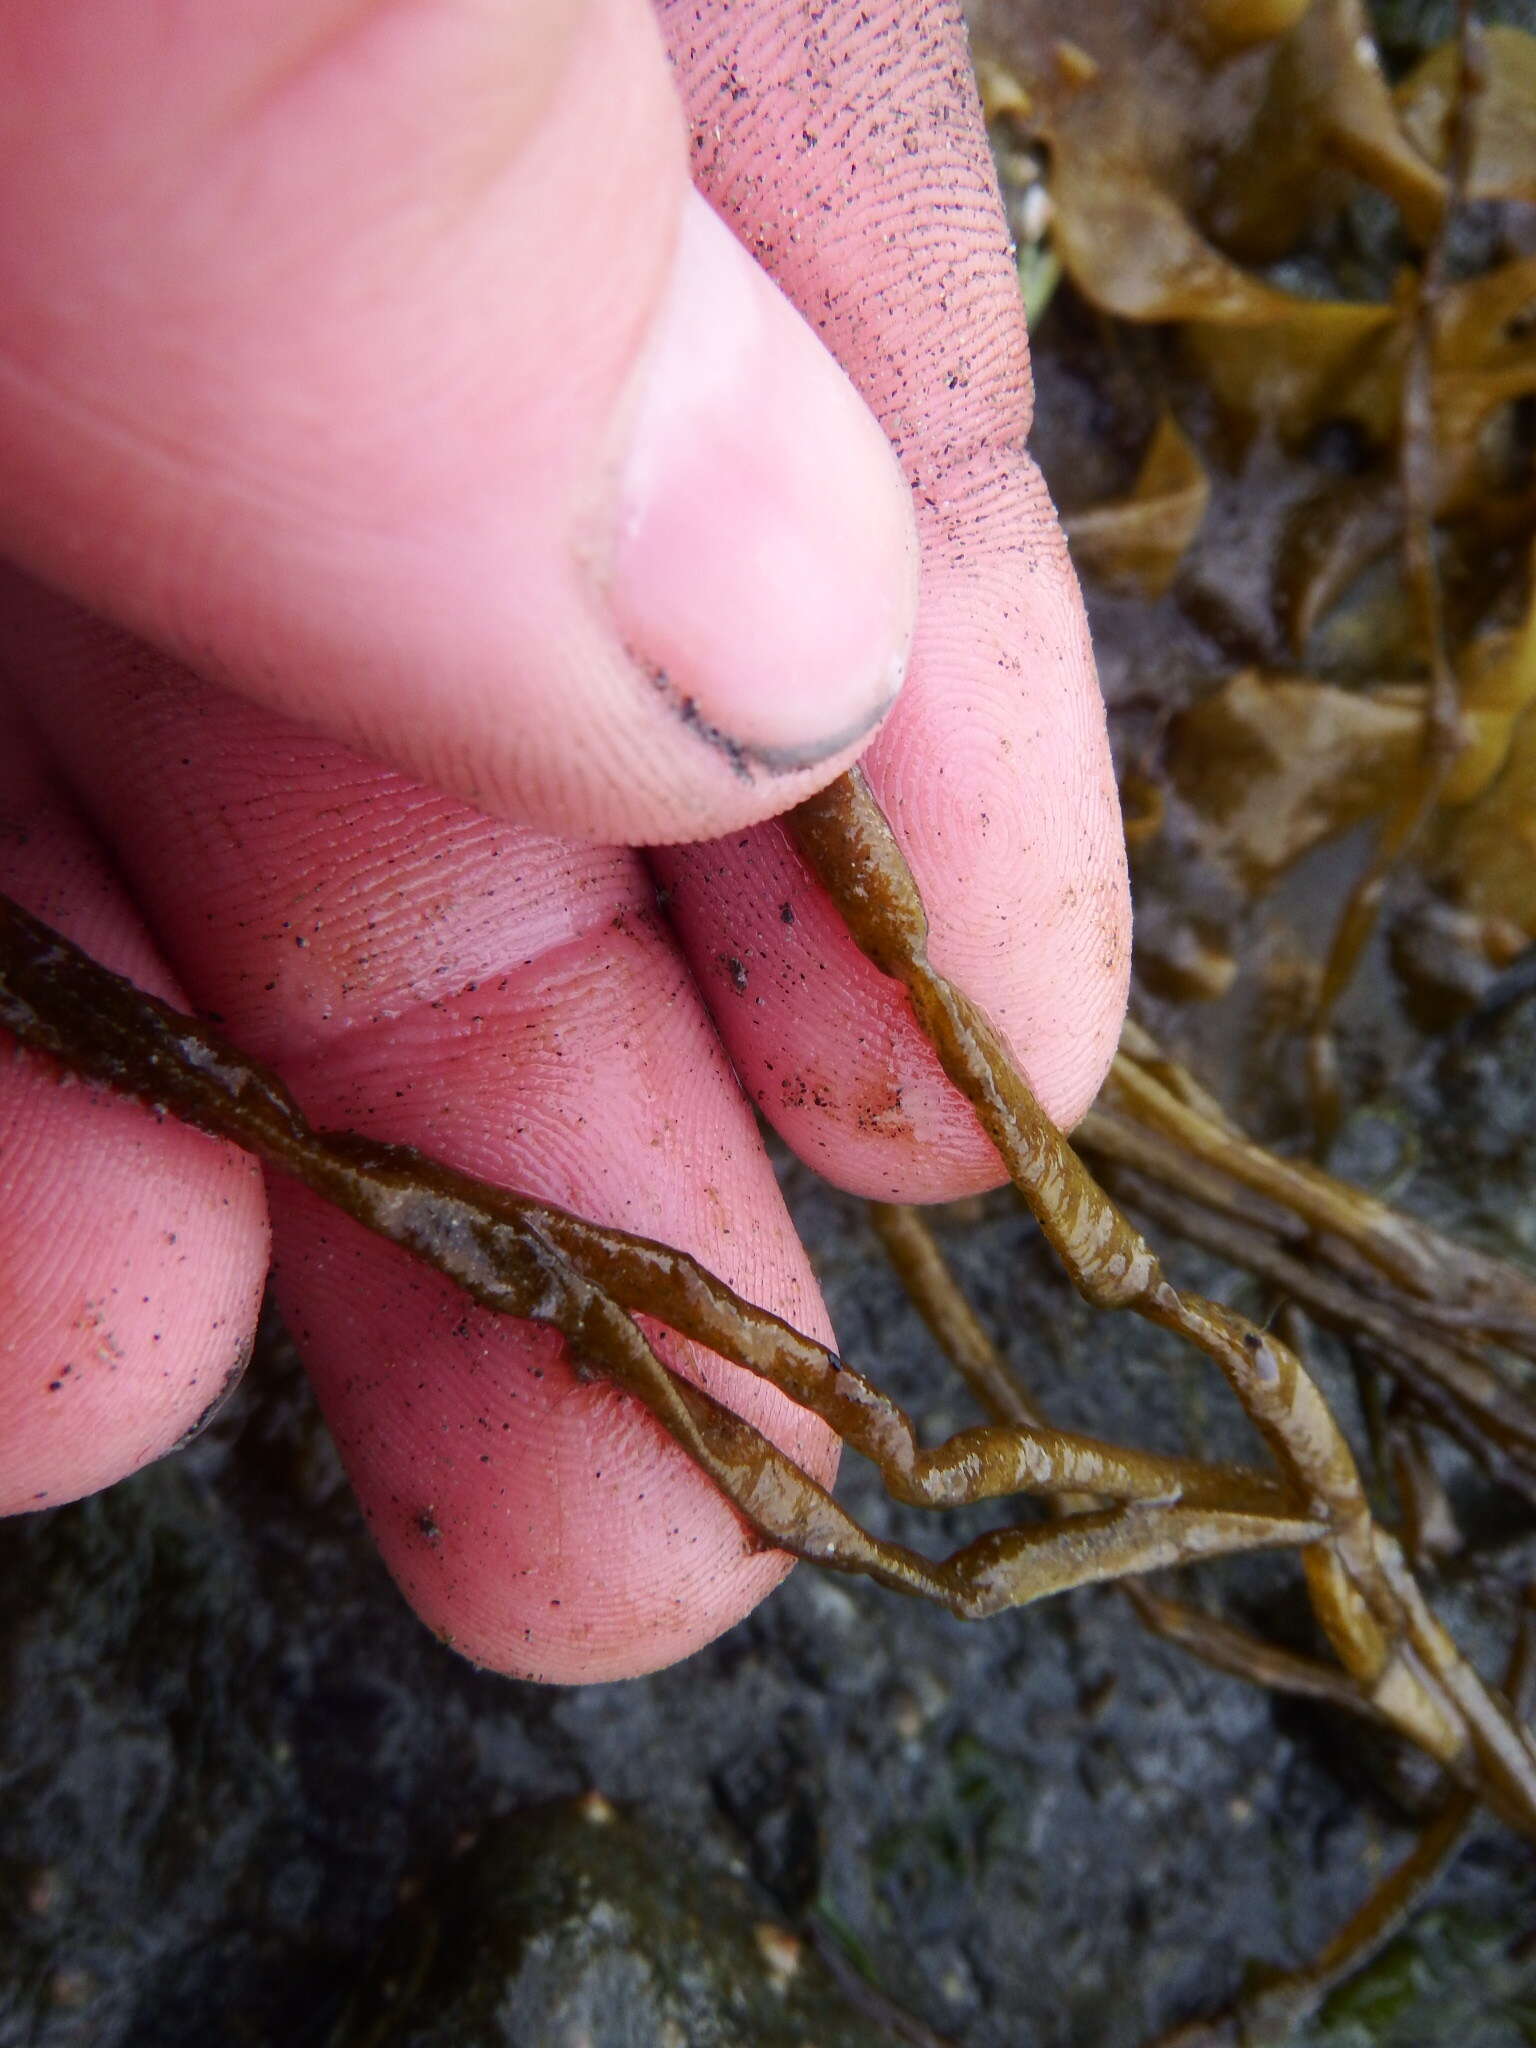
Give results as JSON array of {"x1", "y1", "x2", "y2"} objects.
[
  {"x1": 0, "y1": 703, "x2": 267, "y2": 1517},
  {"x1": 9, "y1": 583, "x2": 838, "y2": 1681},
  {"x1": 651, "y1": 0, "x2": 1130, "y2": 1199},
  {"x1": 0, "y1": 0, "x2": 917, "y2": 846}
]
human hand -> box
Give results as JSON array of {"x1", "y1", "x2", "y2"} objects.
[{"x1": 0, "y1": 0, "x2": 1128, "y2": 1680}]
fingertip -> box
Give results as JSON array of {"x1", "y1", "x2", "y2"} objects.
[
  {"x1": 269, "y1": 947, "x2": 840, "y2": 1683},
  {"x1": 606, "y1": 193, "x2": 919, "y2": 785},
  {"x1": 654, "y1": 524, "x2": 1131, "y2": 1207},
  {"x1": 0, "y1": 0, "x2": 918, "y2": 849},
  {"x1": 0, "y1": 713, "x2": 269, "y2": 1516},
  {"x1": 874, "y1": 525, "x2": 1131, "y2": 1138},
  {"x1": 276, "y1": 1200, "x2": 812, "y2": 1683}
]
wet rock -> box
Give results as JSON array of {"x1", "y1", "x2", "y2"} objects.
[{"x1": 330, "y1": 1795, "x2": 897, "y2": 2048}]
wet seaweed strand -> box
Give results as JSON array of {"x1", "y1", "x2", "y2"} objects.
[
  {"x1": 1305, "y1": 0, "x2": 1485, "y2": 1152},
  {"x1": 0, "y1": 891, "x2": 1313, "y2": 1622},
  {"x1": 785, "y1": 769, "x2": 1536, "y2": 1836},
  {"x1": 788, "y1": 774, "x2": 1369, "y2": 1513},
  {"x1": 870, "y1": 1200, "x2": 1403, "y2": 1734},
  {"x1": 1100, "y1": 1165, "x2": 1536, "y2": 1507},
  {"x1": 1151, "y1": 1599, "x2": 1536, "y2": 2048},
  {"x1": 873, "y1": 1193, "x2": 1536, "y2": 1863},
  {"x1": 1096, "y1": 1047, "x2": 1536, "y2": 1349},
  {"x1": 1072, "y1": 1039, "x2": 1536, "y2": 1506},
  {"x1": 4, "y1": 763, "x2": 1535, "y2": 1825},
  {"x1": 871, "y1": 1186, "x2": 1536, "y2": 1858},
  {"x1": 867, "y1": 1217, "x2": 1523, "y2": 2048}
]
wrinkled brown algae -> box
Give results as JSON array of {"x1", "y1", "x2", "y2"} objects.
[
  {"x1": 0, "y1": 890, "x2": 1312, "y2": 1624},
  {"x1": 4, "y1": 757, "x2": 1536, "y2": 1827},
  {"x1": 1151, "y1": 1604, "x2": 1536, "y2": 2047},
  {"x1": 786, "y1": 768, "x2": 1536, "y2": 1837}
]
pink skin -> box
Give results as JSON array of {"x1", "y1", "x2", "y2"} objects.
[
  {"x1": 653, "y1": 0, "x2": 1127, "y2": 1196},
  {"x1": 0, "y1": 706, "x2": 269, "y2": 1517},
  {"x1": 0, "y1": 0, "x2": 1129, "y2": 1679},
  {"x1": 4, "y1": 605, "x2": 836, "y2": 1681},
  {"x1": 0, "y1": 0, "x2": 918, "y2": 840}
]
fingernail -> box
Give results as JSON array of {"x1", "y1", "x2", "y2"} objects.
[{"x1": 607, "y1": 194, "x2": 918, "y2": 769}]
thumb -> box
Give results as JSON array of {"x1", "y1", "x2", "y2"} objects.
[{"x1": 0, "y1": 0, "x2": 918, "y2": 844}]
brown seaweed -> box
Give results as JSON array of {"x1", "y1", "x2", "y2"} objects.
[
  {"x1": 786, "y1": 768, "x2": 1536, "y2": 1835},
  {"x1": 1061, "y1": 413, "x2": 1210, "y2": 600},
  {"x1": 1304, "y1": 0, "x2": 1482, "y2": 1149},
  {"x1": 7, "y1": 776, "x2": 1535, "y2": 1827},
  {"x1": 868, "y1": 1167, "x2": 1535, "y2": 2043},
  {"x1": 967, "y1": 0, "x2": 1536, "y2": 2016},
  {"x1": 1150, "y1": 1602, "x2": 1536, "y2": 2046},
  {"x1": 0, "y1": 891, "x2": 1314, "y2": 1624}
]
